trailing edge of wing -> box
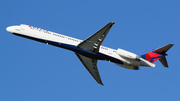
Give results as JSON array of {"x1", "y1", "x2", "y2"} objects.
[
  {"x1": 77, "y1": 22, "x2": 115, "y2": 52},
  {"x1": 75, "y1": 53, "x2": 103, "y2": 85}
]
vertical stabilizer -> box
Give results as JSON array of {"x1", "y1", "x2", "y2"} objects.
[
  {"x1": 153, "y1": 44, "x2": 174, "y2": 67},
  {"x1": 141, "y1": 44, "x2": 174, "y2": 67}
]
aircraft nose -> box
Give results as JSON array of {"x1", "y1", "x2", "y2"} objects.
[{"x1": 6, "y1": 26, "x2": 14, "y2": 33}]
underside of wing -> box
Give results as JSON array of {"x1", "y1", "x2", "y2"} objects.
[
  {"x1": 76, "y1": 53, "x2": 103, "y2": 85},
  {"x1": 75, "y1": 22, "x2": 115, "y2": 85},
  {"x1": 77, "y1": 22, "x2": 115, "y2": 52}
]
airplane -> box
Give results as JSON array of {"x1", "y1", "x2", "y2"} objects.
[{"x1": 6, "y1": 22, "x2": 174, "y2": 85}]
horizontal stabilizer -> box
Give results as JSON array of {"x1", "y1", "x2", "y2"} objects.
[
  {"x1": 159, "y1": 56, "x2": 168, "y2": 67},
  {"x1": 153, "y1": 44, "x2": 174, "y2": 67},
  {"x1": 141, "y1": 43, "x2": 174, "y2": 67},
  {"x1": 153, "y1": 44, "x2": 174, "y2": 55}
]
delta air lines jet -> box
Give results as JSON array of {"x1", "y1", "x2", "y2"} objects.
[{"x1": 6, "y1": 22, "x2": 174, "y2": 85}]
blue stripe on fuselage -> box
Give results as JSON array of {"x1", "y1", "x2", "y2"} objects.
[{"x1": 12, "y1": 33, "x2": 123, "y2": 65}]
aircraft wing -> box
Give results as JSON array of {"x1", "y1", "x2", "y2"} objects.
[
  {"x1": 75, "y1": 53, "x2": 103, "y2": 85},
  {"x1": 77, "y1": 22, "x2": 115, "y2": 52},
  {"x1": 76, "y1": 22, "x2": 114, "y2": 85}
]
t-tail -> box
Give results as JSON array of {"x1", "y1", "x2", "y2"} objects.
[{"x1": 141, "y1": 44, "x2": 174, "y2": 67}]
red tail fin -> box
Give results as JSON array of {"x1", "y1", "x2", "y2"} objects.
[
  {"x1": 141, "y1": 44, "x2": 174, "y2": 67},
  {"x1": 141, "y1": 52, "x2": 163, "y2": 63}
]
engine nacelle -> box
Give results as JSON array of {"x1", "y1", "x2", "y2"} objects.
[{"x1": 116, "y1": 48, "x2": 140, "y2": 60}]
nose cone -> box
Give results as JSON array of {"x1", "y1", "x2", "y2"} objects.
[{"x1": 6, "y1": 26, "x2": 13, "y2": 33}]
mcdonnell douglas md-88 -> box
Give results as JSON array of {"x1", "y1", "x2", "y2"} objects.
[{"x1": 6, "y1": 22, "x2": 174, "y2": 85}]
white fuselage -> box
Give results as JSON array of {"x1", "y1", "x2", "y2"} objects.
[{"x1": 6, "y1": 24, "x2": 155, "y2": 70}]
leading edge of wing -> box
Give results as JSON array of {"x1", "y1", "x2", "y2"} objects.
[
  {"x1": 77, "y1": 22, "x2": 115, "y2": 53},
  {"x1": 75, "y1": 53, "x2": 103, "y2": 85}
]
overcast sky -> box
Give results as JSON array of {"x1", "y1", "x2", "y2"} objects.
[{"x1": 1, "y1": 0, "x2": 180, "y2": 101}]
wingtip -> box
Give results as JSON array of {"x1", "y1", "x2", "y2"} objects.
[
  {"x1": 110, "y1": 22, "x2": 115, "y2": 24},
  {"x1": 99, "y1": 81, "x2": 104, "y2": 85},
  {"x1": 169, "y1": 43, "x2": 174, "y2": 45},
  {"x1": 100, "y1": 83, "x2": 104, "y2": 86}
]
